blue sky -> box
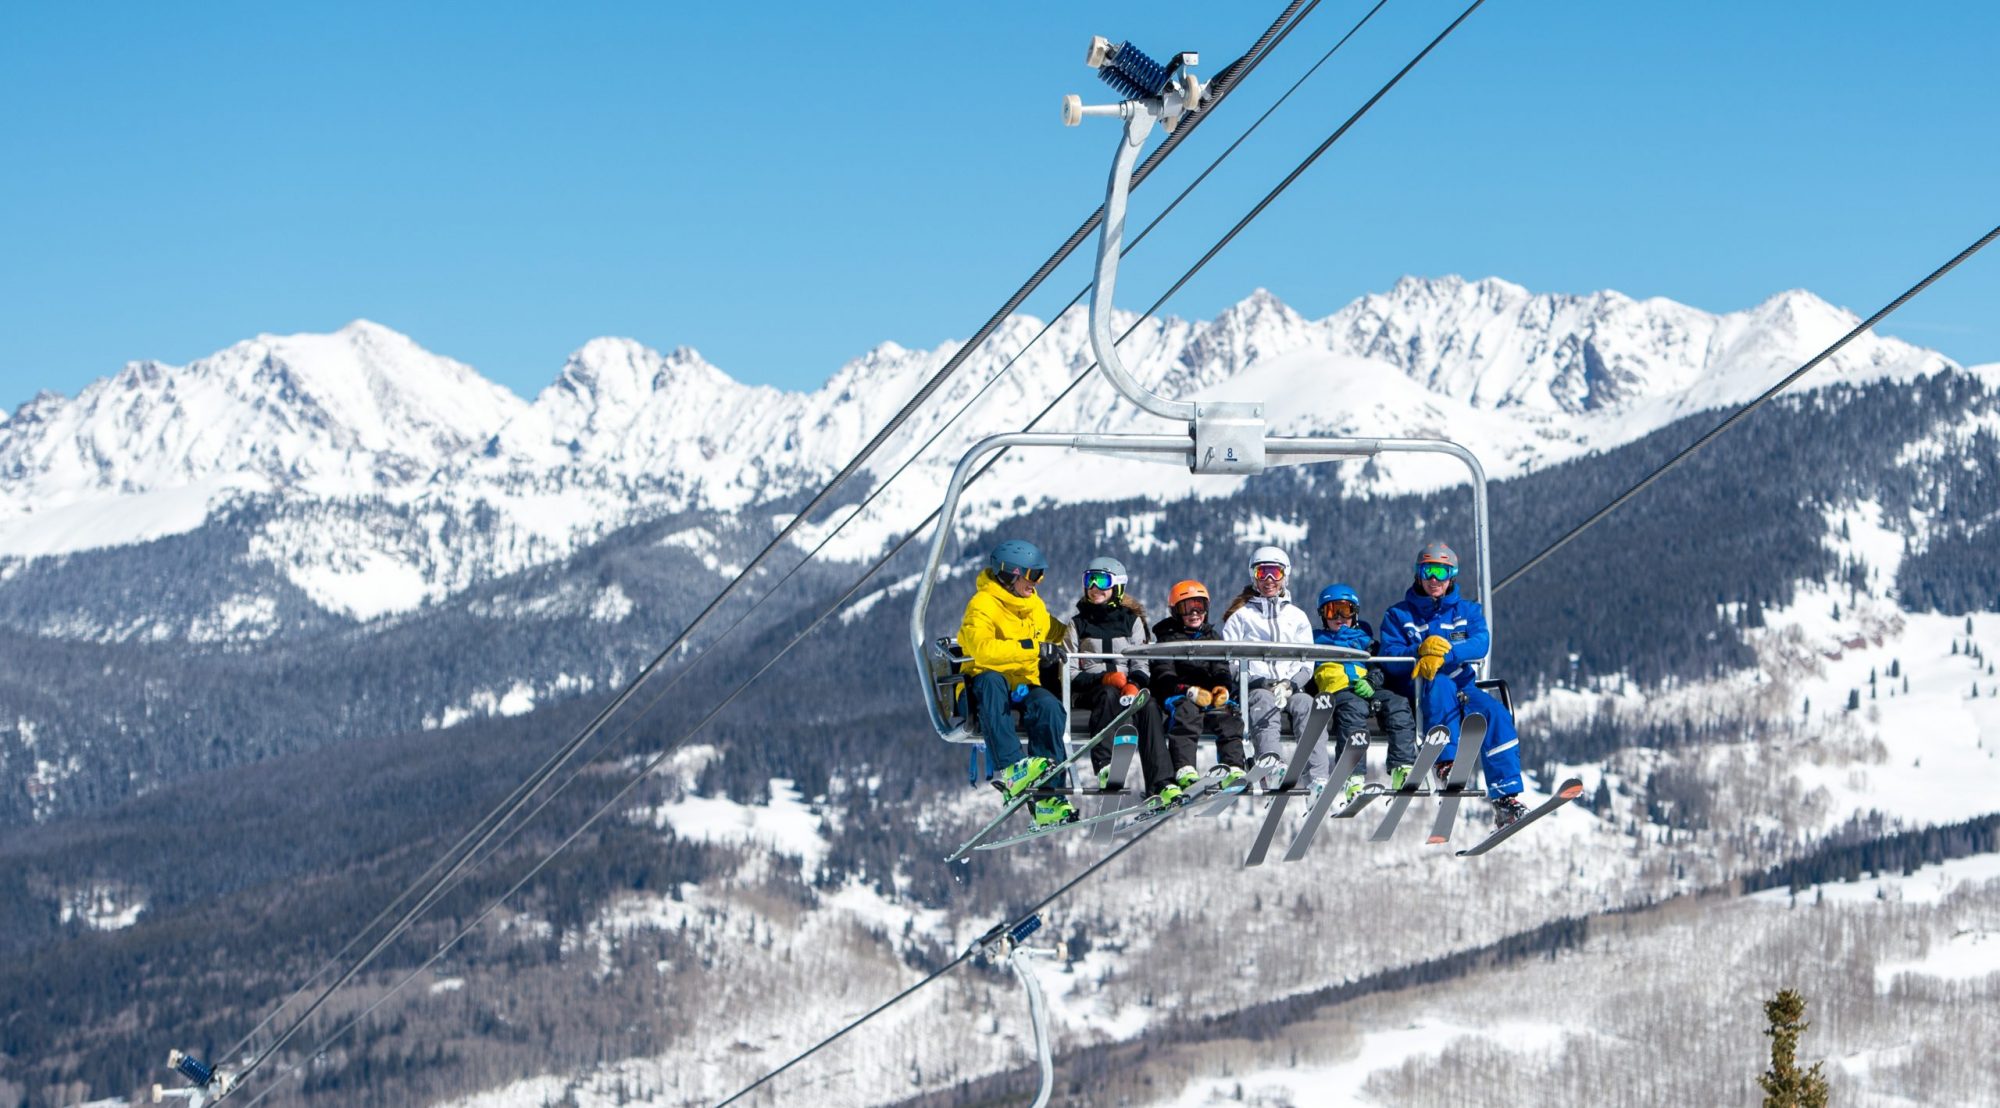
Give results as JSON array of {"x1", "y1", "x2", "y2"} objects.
[{"x1": 3, "y1": 1, "x2": 1995, "y2": 410}]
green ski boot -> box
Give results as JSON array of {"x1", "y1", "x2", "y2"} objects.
[
  {"x1": 1389, "y1": 764, "x2": 1412, "y2": 791},
  {"x1": 996, "y1": 756, "x2": 1053, "y2": 801},
  {"x1": 1175, "y1": 765, "x2": 1201, "y2": 789},
  {"x1": 1341, "y1": 773, "x2": 1368, "y2": 805},
  {"x1": 1032, "y1": 797, "x2": 1078, "y2": 828}
]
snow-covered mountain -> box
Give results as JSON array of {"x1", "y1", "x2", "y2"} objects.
[{"x1": 0, "y1": 277, "x2": 1968, "y2": 623}]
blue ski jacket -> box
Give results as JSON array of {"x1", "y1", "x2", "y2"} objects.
[
  {"x1": 1310, "y1": 621, "x2": 1375, "y2": 690},
  {"x1": 1379, "y1": 584, "x2": 1488, "y2": 694}
]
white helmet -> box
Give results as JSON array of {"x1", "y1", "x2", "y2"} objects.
[{"x1": 1248, "y1": 545, "x2": 1291, "y2": 576}]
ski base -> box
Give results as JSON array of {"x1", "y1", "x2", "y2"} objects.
[{"x1": 1455, "y1": 778, "x2": 1586, "y2": 857}]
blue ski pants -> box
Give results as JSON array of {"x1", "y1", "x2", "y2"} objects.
[
  {"x1": 966, "y1": 671, "x2": 1069, "y2": 788},
  {"x1": 1417, "y1": 679, "x2": 1522, "y2": 798}
]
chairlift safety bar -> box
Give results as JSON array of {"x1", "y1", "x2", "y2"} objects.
[{"x1": 910, "y1": 432, "x2": 1491, "y2": 743}]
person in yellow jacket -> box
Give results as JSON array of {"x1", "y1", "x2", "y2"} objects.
[{"x1": 959, "y1": 538, "x2": 1076, "y2": 827}]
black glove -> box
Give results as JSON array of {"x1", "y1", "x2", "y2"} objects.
[{"x1": 1038, "y1": 641, "x2": 1068, "y2": 667}]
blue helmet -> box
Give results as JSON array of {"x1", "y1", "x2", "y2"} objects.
[
  {"x1": 988, "y1": 539, "x2": 1048, "y2": 579},
  {"x1": 1317, "y1": 582, "x2": 1360, "y2": 610}
]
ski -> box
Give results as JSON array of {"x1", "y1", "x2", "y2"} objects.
[
  {"x1": 1194, "y1": 776, "x2": 1251, "y2": 817},
  {"x1": 1455, "y1": 777, "x2": 1586, "y2": 857},
  {"x1": 1110, "y1": 765, "x2": 1235, "y2": 834},
  {"x1": 1278, "y1": 736, "x2": 1369, "y2": 862},
  {"x1": 976, "y1": 796, "x2": 1149, "y2": 850},
  {"x1": 1368, "y1": 739, "x2": 1446, "y2": 843},
  {"x1": 1242, "y1": 694, "x2": 1336, "y2": 867},
  {"x1": 1089, "y1": 734, "x2": 1141, "y2": 842},
  {"x1": 1100, "y1": 733, "x2": 1139, "y2": 791},
  {"x1": 1426, "y1": 716, "x2": 1486, "y2": 845},
  {"x1": 943, "y1": 693, "x2": 1148, "y2": 864},
  {"x1": 1332, "y1": 782, "x2": 1386, "y2": 818}
]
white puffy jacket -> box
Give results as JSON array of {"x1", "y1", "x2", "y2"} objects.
[{"x1": 1221, "y1": 590, "x2": 1315, "y2": 688}]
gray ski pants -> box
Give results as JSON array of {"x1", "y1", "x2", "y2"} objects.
[{"x1": 1248, "y1": 684, "x2": 1326, "y2": 784}]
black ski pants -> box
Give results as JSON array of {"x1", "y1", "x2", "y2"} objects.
[
  {"x1": 1331, "y1": 687, "x2": 1418, "y2": 772},
  {"x1": 1165, "y1": 695, "x2": 1248, "y2": 773},
  {"x1": 1076, "y1": 682, "x2": 1173, "y2": 796}
]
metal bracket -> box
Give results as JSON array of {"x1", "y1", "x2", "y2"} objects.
[{"x1": 1192, "y1": 402, "x2": 1267, "y2": 474}]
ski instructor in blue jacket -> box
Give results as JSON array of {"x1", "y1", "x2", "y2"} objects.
[{"x1": 1378, "y1": 541, "x2": 1528, "y2": 829}]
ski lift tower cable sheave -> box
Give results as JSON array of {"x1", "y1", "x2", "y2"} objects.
[
  {"x1": 711, "y1": 221, "x2": 2000, "y2": 1107},
  {"x1": 188, "y1": 5, "x2": 1329, "y2": 1099},
  {"x1": 915, "y1": 0, "x2": 1499, "y2": 747}
]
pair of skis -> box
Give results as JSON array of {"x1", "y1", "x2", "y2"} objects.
[
  {"x1": 1243, "y1": 709, "x2": 1583, "y2": 860},
  {"x1": 943, "y1": 692, "x2": 1148, "y2": 864}
]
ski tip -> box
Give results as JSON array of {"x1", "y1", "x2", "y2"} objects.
[
  {"x1": 1557, "y1": 778, "x2": 1585, "y2": 800},
  {"x1": 1426, "y1": 834, "x2": 1447, "y2": 845}
]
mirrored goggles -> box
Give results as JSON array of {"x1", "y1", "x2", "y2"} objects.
[
  {"x1": 1320, "y1": 600, "x2": 1357, "y2": 623},
  {"x1": 1253, "y1": 563, "x2": 1287, "y2": 583},
  {"x1": 1418, "y1": 562, "x2": 1457, "y2": 582},
  {"x1": 1084, "y1": 570, "x2": 1123, "y2": 592},
  {"x1": 1176, "y1": 599, "x2": 1209, "y2": 616}
]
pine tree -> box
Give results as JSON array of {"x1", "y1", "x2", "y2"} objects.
[
  {"x1": 1845, "y1": 689, "x2": 1860, "y2": 712},
  {"x1": 1758, "y1": 988, "x2": 1830, "y2": 1107}
]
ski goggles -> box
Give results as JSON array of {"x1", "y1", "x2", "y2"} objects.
[
  {"x1": 1084, "y1": 570, "x2": 1124, "y2": 592},
  {"x1": 1320, "y1": 600, "x2": 1357, "y2": 623},
  {"x1": 1418, "y1": 563, "x2": 1457, "y2": 582},
  {"x1": 1252, "y1": 563, "x2": 1287, "y2": 583},
  {"x1": 1175, "y1": 599, "x2": 1208, "y2": 616},
  {"x1": 997, "y1": 565, "x2": 1046, "y2": 584}
]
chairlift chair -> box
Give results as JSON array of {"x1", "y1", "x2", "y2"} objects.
[{"x1": 911, "y1": 36, "x2": 1498, "y2": 751}]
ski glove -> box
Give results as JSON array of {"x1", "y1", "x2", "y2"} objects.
[
  {"x1": 1117, "y1": 681, "x2": 1142, "y2": 707},
  {"x1": 1102, "y1": 671, "x2": 1128, "y2": 688},
  {"x1": 1413, "y1": 635, "x2": 1452, "y2": 681},
  {"x1": 1271, "y1": 680, "x2": 1295, "y2": 701},
  {"x1": 1038, "y1": 642, "x2": 1069, "y2": 668},
  {"x1": 1188, "y1": 686, "x2": 1214, "y2": 708},
  {"x1": 1210, "y1": 686, "x2": 1230, "y2": 707},
  {"x1": 1353, "y1": 676, "x2": 1374, "y2": 699}
]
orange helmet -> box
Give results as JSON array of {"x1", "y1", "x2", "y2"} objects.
[{"x1": 1168, "y1": 579, "x2": 1210, "y2": 608}]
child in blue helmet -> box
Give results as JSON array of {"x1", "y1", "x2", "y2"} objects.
[
  {"x1": 1311, "y1": 583, "x2": 1418, "y2": 803},
  {"x1": 1377, "y1": 541, "x2": 1528, "y2": 828},
  {"x1": 957, "y1": 538, "x2": 1076, "y2": 827}
]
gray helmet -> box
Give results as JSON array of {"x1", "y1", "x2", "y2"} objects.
[{"x1": 1084, "y1": 555, "x2": 1128, "y2": 598}]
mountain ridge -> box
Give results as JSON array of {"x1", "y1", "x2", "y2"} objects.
[{"x1": 0, "y1": 278, "x2": 1971, "y2": 621}]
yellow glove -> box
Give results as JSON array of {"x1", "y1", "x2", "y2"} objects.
[
  {"x1": 1188, "y1": 686, "x2": 1214, "y2": 709},
  {"x1": 1413, "y1": 635, "x2": 1452, "y2": 681},
  {"x1": 1210, "y1": 686, "x2": 1230, "y2": 707},
  {"x1": 1314, "y1": 662, "x2": 1350, "y2": 695}
]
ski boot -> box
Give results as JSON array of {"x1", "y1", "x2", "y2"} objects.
[
  {"x1": 1175, "y1": 765, "x2": 1201, "y2": 789},
  {"x1": 1491, "y1": 794, "x2": 1528, "y2": 830},
  {"x1": 995, "y1": 756, "x2": 1052, "y2": 801},
  {"x1": 1389, "y1": 764, "x2": 1413, "y2": 791},
  {"x1": 1148, "y1": 783, "x2": 1184, "y2": 812},
  {"x1": 1250, "y1": 752, "x2": 1284, "y2": 792},
  {"x1": 1033, "y1": 797, "x2": 1079, "y2": 828},
  {"x1": 1096, "y1": 766, "x2": 1112, "y2": 791},
  {"x1": 1340, "y1": 774, "x2": 1368, "y2": 806},
  {"x1": 1211, "y1": 763, "x2": 1246, "y2": 790}
]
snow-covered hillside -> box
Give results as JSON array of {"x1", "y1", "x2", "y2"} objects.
[{"x1": 0, "y1": 278, "x2": 1969, "y2": 621}]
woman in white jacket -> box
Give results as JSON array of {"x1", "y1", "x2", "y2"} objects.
[{"x1": 1221, "y1": 545, "x2": 1326, "y2": 791}]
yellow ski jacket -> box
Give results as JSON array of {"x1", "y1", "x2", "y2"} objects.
[{"x1": 959, "y1": 570, "x2": 1065, "y2": 687}]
